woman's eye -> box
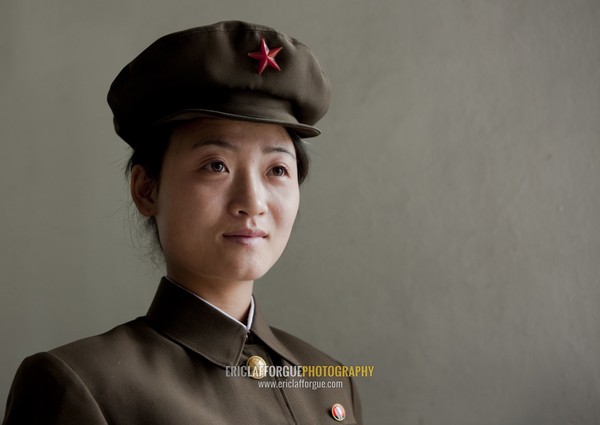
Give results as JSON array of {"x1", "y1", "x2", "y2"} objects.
[
  {"x1": 270, "y1": 166, "x2": 288, "y2": 177},
  {"x1": 205, "y1": 161, "x2": 227, "y2": 172}
]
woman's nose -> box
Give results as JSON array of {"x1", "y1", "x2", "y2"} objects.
[{"x1": 228, "y1": 172, "x2": 268, "y2": 217}]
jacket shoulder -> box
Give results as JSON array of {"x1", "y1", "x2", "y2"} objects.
[
  {"x1": 44, "y1": 318, "x2": 172, "y2": 390},
  {"x1": 3, "y1": 352, "x2": 108, "y2": 424},
  {"x1": 49, "y1": 318, "x2": 153, "y2": 357}
]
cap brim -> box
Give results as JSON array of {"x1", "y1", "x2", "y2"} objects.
[{"x1": 154, "y1": 109, "x2": 321, "y2": 138}]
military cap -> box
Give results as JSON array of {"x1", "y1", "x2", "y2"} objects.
[{"x1": 107, "y1": 20, "x2": 331, "y2": 148}]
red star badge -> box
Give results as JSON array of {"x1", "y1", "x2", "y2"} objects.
[{"x1": 248, "y1": 38, "x2": 283, "y2": 75}]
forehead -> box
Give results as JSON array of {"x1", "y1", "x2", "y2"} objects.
[{"x1": 169, "y1": 118, "x2": 292, "y2": 149}]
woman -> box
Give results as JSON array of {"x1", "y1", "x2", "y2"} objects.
[{"x1": 3, "y1": 21, "x2": 362, "y2": 424}]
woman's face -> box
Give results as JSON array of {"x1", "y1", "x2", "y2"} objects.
[{"x1": 144, "y1": 118, "x2": 300, "y2": 287}]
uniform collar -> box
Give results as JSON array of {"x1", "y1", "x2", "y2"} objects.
[
  {"x1": 164, "y1": 276, "x2": 256, "y2": 330},
  {"x1": 145, "y1": 277, "x2": 300, "y2": 367}
]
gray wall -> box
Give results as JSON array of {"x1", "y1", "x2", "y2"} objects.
[{"x1": 1, "y1": 1, "x2": 599, "y2": 424}]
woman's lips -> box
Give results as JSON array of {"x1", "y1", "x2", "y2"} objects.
[{"x1": 223, "y1": 229, "x2": 268, "y2": 246}]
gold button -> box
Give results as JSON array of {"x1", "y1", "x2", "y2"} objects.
[{"x1": 246, "y1": 355, "x2": 267, "y2": 379}]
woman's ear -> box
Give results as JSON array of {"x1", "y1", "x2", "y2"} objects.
[{"x1": 130, "y1": 165, "x2": 158, "y2": 217}]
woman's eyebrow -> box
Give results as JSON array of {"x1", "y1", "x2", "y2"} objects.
[
  {"x1": 263, "y1": 146, "x2": 296, "y2": 159},
  {"x1": 192, "y1": 139, "x2": 237, "y2": 150},
  {"x1": 192, "y1": 139, "x2": 296, "y2": 159}
]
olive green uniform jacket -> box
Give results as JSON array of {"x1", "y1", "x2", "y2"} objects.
[{"x1": 3, "y1": 278, "x2": 362, "y2": 424}]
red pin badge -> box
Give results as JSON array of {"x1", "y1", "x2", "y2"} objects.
[
  {"x1": 331, "y1": 403, "x2": 346, "y2": 422},
  {"x1": 248, "y1": 38, "x2": 283, "y2": 75}
]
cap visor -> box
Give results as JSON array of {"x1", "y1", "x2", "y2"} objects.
[{"x1": 155, "y1": 109, "x2": 321, "y2": 138}]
